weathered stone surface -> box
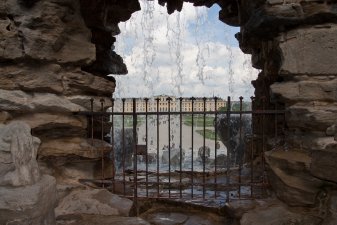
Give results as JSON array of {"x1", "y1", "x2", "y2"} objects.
[
  {"x1": 15, "y1": 113, "x2": 87, "y2": 130},
  {"x1": 0, "y1": 121, "x2": 40, "y2": 186},
  {"x1": 287, "y1": 135, "x2": 337, "y2": 152},
  {"x1": 0, "y1": 63, "x2": 63, "y2": 93},
  {"x1": 0, "y1": 64, "x2": 115, "y2": 96},
  {"x1": 0, "y1": 111, "x2": 11, "y2": 123},
  {"x1": 287, "y1": 102, "x2": 337, "y2": 133},
  {"x1": 223, "y1": 200, "x2": 258, "y2": 219},
  {"x1": 63, "y1": 70, "x2": 115, "y2": 96},
  {"x1": 322, "y1": 191, "x2": 337, "y2": 225},
  {"x1": 55, "y1": 189, "x2": 133, "y2": 217},
  {"x1": 56, "y1": 215, "x2": 150, "y2": 225},
  {"x1": 14, "y1": 113, "x2": 87, "y2": 139},
  {"x1": 39, "y1": 137, "x2": 111, "y2": 158},
  {"x1": 271, "y1": 78, "x2": 337, "y2": 102},
  {"x1": 39, "y1": 156, "x2": 114, "y2": 183},
  {"x1": 311, "y1": 150, "x2": 337, "y2": 184},
  {"x1": 1, "y1": 0, "x2": 95, "y2": 65},
  {"x1": 67, "y1": 95, "x2": 112, "y2": 111},
  {"x1": 80, "y1": 0, "x2": 140, "y2": 75},
  {"x1": 326, "y1": 124, "x2": 336, "y2": 137},
  {"x1": 0, "y1": 17, "x2": 23, "y2": 60},
  {"x1": 56, "y1": 183, "x2": 86, "y2": 203},
  {"x1": 265, "y1": 150, "x2": 325, "y2": 206},
  {"x1": 240, "y1": 202, "x2": 322, "y2": 225},
  {"x1": 0, "y1": 121, "x2": 57, "y2": 224},
  {"x1": 0, "y1": 175, "x2": 57, "y2": 225},
  {"x1": 0, "y1": 89, "x2": 85, "y2": 112},
  {"x1": 279, "y1": 25, "x2": 337, "y2": 75},
  {"x1": 238, "y1": 2, "x2": 337, "y2": 49}
]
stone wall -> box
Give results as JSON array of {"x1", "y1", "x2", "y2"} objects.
[
  {"x1": 223, "y1": 0, "x2": 337, "y2": 223},
  {"x1": 0, "y1": 0, "x2": 139, "y2": 183},
  {"x1": 1, "y1": 0, "x2": 337, "y2": 224}
]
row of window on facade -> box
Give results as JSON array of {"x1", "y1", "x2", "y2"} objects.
[{"x1": 112, "y1": 95, "x2": 227, "y2": 112}]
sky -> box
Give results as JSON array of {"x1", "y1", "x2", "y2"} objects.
[{"x1": 112, "y1": 1, "x2": 259, "y2": 100}]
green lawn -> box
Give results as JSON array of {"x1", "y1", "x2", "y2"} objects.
[
  {"x1": 195, "y1": 129, "x2": 217, "y2": 140},
  {"x1": 113, "y1": 115, "x2": 144, "y2": 128},
  {"x1": 183, "y1": 115, "x2": 214, "y2": 127}
]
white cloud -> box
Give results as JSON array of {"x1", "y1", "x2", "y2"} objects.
[{"x1": 113, "y1": 1, "x2": 259, "y2": 100}]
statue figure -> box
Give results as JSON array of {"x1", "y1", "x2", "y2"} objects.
[
  {"x1": 0, "y1": 121, "x2": 41, "y2": 186},
  {"x1": 214, "y1": 114, "x2": 251, "y2": 166},
  {"x1": 197, "y1": 146, "x2": 211, "y2": 164}
]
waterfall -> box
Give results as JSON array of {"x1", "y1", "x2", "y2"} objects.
[{"x1": 113, "y1": 1, "x2": 258, "y2": 99}]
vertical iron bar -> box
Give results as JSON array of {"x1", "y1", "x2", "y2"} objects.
[
  {"x1": 261, "y1": 97, "x2": 266, "y2": 190},
  {"x1": 167, "y1": 97, "x2": 172, "y2": 198},
  {"x1": 226, "y1": 96, "x2": 231, "y2": 202},
  {"x1": 100, "y1": 98, "x2": 105, "y2": 188},
  {"x1": 274, "y1": 103, "x2": 278, "y2": 146},
  {"x1": 145, "y1": 98, "x2": 149, "y2": 197},
  {"x1": 283, "y1": 102, "x2": 286, "y2": 151},
  {"x1": 156, "y1": 98, "x2": 160, "y2": 197},
  {"x1": 111, "y1": 98, "x2": 115, "y2": 193},
  {"x1": 90, "y1": 98, "x2": 94, "y2": 145},
  {"x1": 132, "y1": 98, "x2": 138, "y2": 215},
  {"x1": 238, "y1": 96, "x2": 243, "y2": 199},
  {"x1": 179, "y1": 97, "x2": 183, "y2": 199},
  {"x1": 122, "y1": 98, "x2": 126, "y2": 195},
  {"x1": 214, "y1": 97, "x2": 218, "y2": 199},
  {"x1": 191, "y1": 97, "x2": 195, "y2": 198},
  {"x1": 202, "y1": 97, "x2": 206, "y2": 200},
  {"x1": 250, "y1": 96, "x2": 254, "y2": 198}
]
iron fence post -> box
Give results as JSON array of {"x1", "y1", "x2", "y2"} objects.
[
  {"x1": 100, "y1": 98, "x2": 105, "y2": 188},
  {"x1": 132, "y1": 98, "x2": 138, "y2": 215},
  {"x1": 111, "y1": 98, "x2": 115, "y2": 193},
  {"x1": 226, "y1": 96, "x2": 231, "y2": 202},
  {"x1": 214, "y1": 96, "x2": 218, "y2": 199},
  {"x1": 238, "y1": 96, "x2": 243, "y2": 199}
]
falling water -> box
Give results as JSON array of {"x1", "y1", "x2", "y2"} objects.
[
  {"x1": 114, "y1": 1, "x2": 258, "y2": 99},
  {"x1": 166, "y1": 12, "x2": 185, "y2": 96},
  {"x1": 193, "y1": 7, "x2": 210, "y2": 84},
  {"x1": 109, "y1": 2, "x2": 260, "y2": 204},
  {"x1": 140, "y1": 0, "x2": 157, "y2": 95}
]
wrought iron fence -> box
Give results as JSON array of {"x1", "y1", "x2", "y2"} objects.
[{"x1": 75, "y1": 96, "x2": 285, "y2": 209}]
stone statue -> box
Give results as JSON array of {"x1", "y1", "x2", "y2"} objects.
[
  {"x1": 197, "y1": 146, "x2": 211, "y2": 164},
  {"x1": 0, "y1": 121, "x2": 41, "y2": 186},
  {"x1": 214, "y1": 115, "x2": 251, "y2": 166}
]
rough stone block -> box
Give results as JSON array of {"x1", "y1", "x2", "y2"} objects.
[
  {"x1": 0, "y1": 121, "x2": 41, "y2": 186},
  {"x1": 0, "y1": 64, "x2": 115, "y2": 96},
  {"x1": 0, "y1": 89, "x2": 85, "y2": 112},
  {"x1": 55, "y1": 189, "x2": 133, "y2": 217},
  {"x1": 0, "y1": 175, "x2": 57, "y2": 225},
  {"x1": 279, "y1": 25, "x2": 337, "y2": 75},
  {"x1": 271, "y1": 78, "x2": 337, "y2": 102},
  {"x1": 311, "y1": 150, "x2": 337, "y2": 183},
  {"x1": 240, "y1": 202, "x2": 322, "y2": 225},
  {"x1": 287, "y1": 102, "x2": 337, "y2": 132},
  {"x1": 265, "y1": 150, "x2": 324, "y2": 206},
  {"x1": 38, "y1": 137, "x2": 111, "y2": 158}
]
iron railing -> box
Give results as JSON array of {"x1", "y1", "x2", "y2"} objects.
[{"x1": 75, "y1": 96, "x2": 285, "y2": 210}]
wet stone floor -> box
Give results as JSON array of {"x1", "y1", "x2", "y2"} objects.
[{"x1": 56, "y1": 199, "x2": 234, "y2": 225}]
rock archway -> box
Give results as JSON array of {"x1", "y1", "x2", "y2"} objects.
[{"x1": 1, "y1": 0, "x2": 337, "y2": 223}]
